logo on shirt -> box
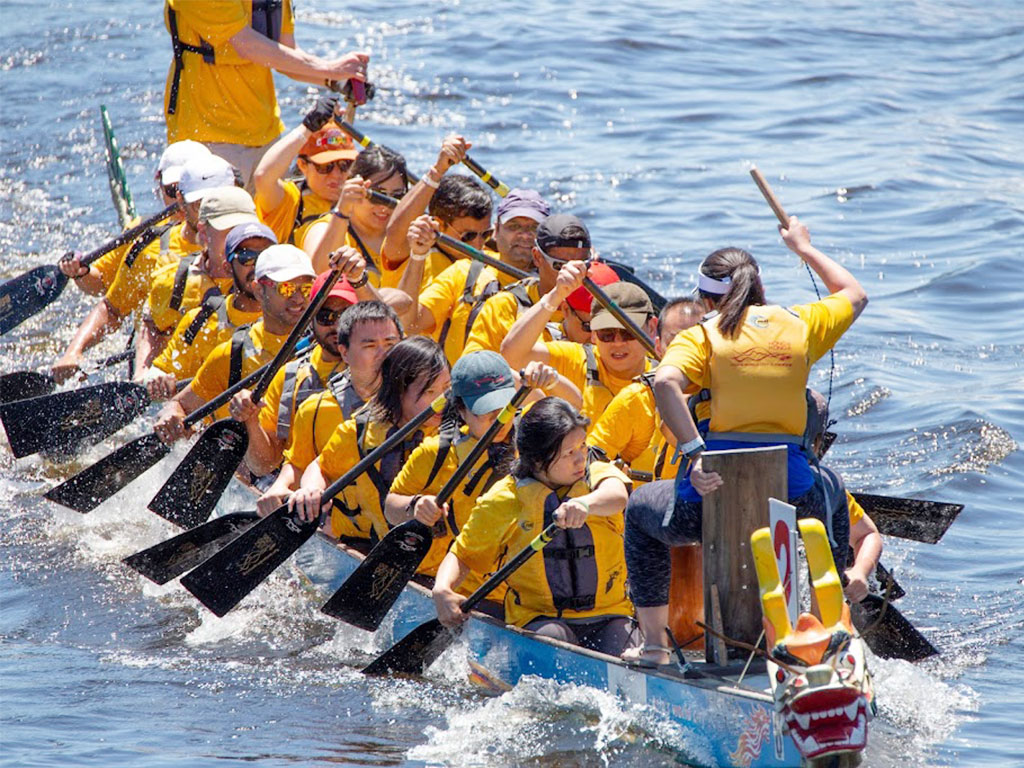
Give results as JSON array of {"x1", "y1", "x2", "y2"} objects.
[{"x1": 732, "y1": 343, "x2": 792, "y2": 367}]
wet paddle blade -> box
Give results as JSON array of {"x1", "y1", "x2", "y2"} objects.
[
  {"x1": 179, "y1": 505, "x2": 319, "y2": 617},
  {"x1": 320, "y1": 520, "x2": 433, "y2": 630},
  {"x1": 363, "y1": 619, "x2": 461, "y2": 676},
  {"x1": 44, "y1": 433, "x2": 170, "y2": 513},
  {"x1": 0, "y1": 381, "x2": 150, "y2": 458},
  {"x1": 0, "y1": 264, "x2": 69, "y2": 336},
  {"x1": 874, "y1": 561, "x2": 906, "y2": 601},
  {"x1": 853, "y1": 492, "x2": 963, "y2": 544},
  {"x1": 122, "y1": 511, "x2": 260, "y2": 585},
  {"x1": 852, "y1": 593, "x2": 938, "y2": 662},
  {"x1": 148, "y1": 419, "x2": 248, "y2": 529},
  {"x1": 0, "y1": 371, "x2": 55, "y2": 404}
]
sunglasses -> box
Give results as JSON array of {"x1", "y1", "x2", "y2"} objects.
[
  {"x1": 260, "y1": 279, "x2": 313, "y2": 299},
  {"x1": 594, "y1": 328, "x2": 635, "y2": 343},
  {"x1": 566, "y1": 306, "x2": 591, "y2": 333},
  {"x1": 454, "y1": 226, "x2": 494, "y2": 244},
  {"x1": 315, "y1": 307, "x2": 345, "y2": 326},
  {"x1": 161, "y1": 183, "x2": 179, "y2": 198},
  {"x1": 228, "y1": 247, "x2": 262, "y2": 265},
  {"x1": 370, "y1": 186, "x2": 407, "y2": 202},
  {"x1": 309, "y1": 159, "x2": 353, "y2": 175}
]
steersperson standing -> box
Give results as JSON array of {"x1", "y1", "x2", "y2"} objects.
[
  {"x1": 622, "y1": 216, "x2": 868, "y2": 666},
  {"x1": 163, "y1": 0, "x2": 369, "y2": 188}
]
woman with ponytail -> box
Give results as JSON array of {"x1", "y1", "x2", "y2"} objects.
[{"x1": 623, "y1": 216, "x2": 867, "y2": 667}]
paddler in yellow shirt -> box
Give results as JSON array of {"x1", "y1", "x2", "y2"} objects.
[
  {"x1": 397, "y1": 188, "x2": 552, "y2": 366},
  {"x1": 302, "y1": 146, "x2": 410, "y2": 278},
  {"x1": 162, "y1": 0, "x2": 368, "y2": 188},
  {"x1": 287, "y1": 337, "x2": 450, "y2": 543},
  {"x1": 463, "y1": 214, "x2": 608, "y2": 355},
  {"x1": 432, "y1": 396, "x2": 636, "y2": 655},
  {"x1": 138, "y1": 180, "x2": 254, "y2": 370},
  {"x1": 501, "y1": 253, "x2": 657, "y2": 430},
  {"x1": 386, "y1": 352, "x2": 581, "y2": 594},
  {"x1": 153, "y1": 243, "x2": 316, "y2": 444},
  {"x1": 589, "y1": 298, "x2": 705, "y2": 485},
  {"x1": 142, "y1": 221, "x2": 277, "y2": 398},
  {"x1": 253, "y1": 96, "x2": 358, "y2": 248},
  {"x1": 58, "y1": 140, "x2": 209, "y2": 296},
  {"x1": 254, "y1": 300, "x2": 402, "y2": 517}
]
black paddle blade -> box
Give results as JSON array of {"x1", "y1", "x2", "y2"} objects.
[
  {"x1": 0, "y1": 381, "x2": 150, "y2": 458},
  {"x1": 44, "y1": 433, "x2": 170, "y2": 513},
  {"x1": 853, "y1": 493, "x2": 963, "y2": 544},
  {"x1": 179, "y1": 505, "x2": 319, "y2": 617},
  {"x1": 0, "y1": 371, "x2": 55, "y2": 404},
  {"x1": 362, "y1": 619, "x2": 461, "y2": 676},
  {"x1": 148, "y1": 419, "x2": 248, "y2": 529},
  {"x1": 320, "y1": 520, "x2": 433, "y2": 630},
  {"x1": 874, "y1": 561, "x2": 906, "y2": 601},
  {"x1": 122, "y1": 511, "x2": 260, "y2": 585},
  {"x1": 852, "y1": 593, "x2": 938, "y2": 662},
  {"x1": 0, "y1": 264, "x2": 68, "y2": 335}
]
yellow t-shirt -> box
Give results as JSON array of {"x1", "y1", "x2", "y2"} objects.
[
  {"x1": 545, "y1": 341, "x2": 652, "y2": 430},
  {"x1": 255, "y1": 180, "x2": 332, "y2": 248},
  {"x1": 418, "y1": 258, "x2": 521, "y2": 364},
  {"x1": 463, "y1": 280, "x2": 561, "y2": 355},
  {"x1": 105, "y1": 222, "x2": 197, "y2": 317},
  {"x1": 389, "y1": 430, "x2": 512, "y2": 601},
  {"x1": 257, "y1": 344, "x2": 345, "y2": 441},
  {"x1": 847, "y1": 491, "x2": 865, "y2": 526},
  {"x1": 660, "y1": 296, "x2": 854, "y2": 435},
  {"x1": 189, "y1": 319, "x2": 288, "y2": 419},
  {"x1": 91, "y1": 240, "x2": 133, "y2": 290},
  {"x1": 146, "y1": 255, "x2": 233, "y2": 333},
  {"x1": 451, "y1": 461, "x2": 632, "y2": 628},
  {"x1": 152, "y1": 293, "x2": 262, "y2": 380},
  {"x1": 163, "y1": 0, "x2": 295, "y2": 147},
  {"x1": 318, "y1": 415, "x2": 428, "y2": 542}
]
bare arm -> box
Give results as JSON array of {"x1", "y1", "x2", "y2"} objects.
[
  {"x1": 303, "y1": 176, "x2": 368, "y2": 272},
  {"x1": 228, "y1": 26, "x2": 368, "y2": 84},
  {"x1": 253, "y1": 125, "x2": 308, "y2": 212},
  {"x1": 432, "y1": 551, "x2": 472, "y2": 627},
  {"x1": 132, "y1": 314, "x2": 169, "y2": 379},
  {"x1": 257, "y1": 462, "x2": 301, "y2": 517},
  {"x1": 52, "y1": 298, "x2": 124, "y2": 384},
  {"x1": 844, "y1": 513, "x2": 882, "y2": 602},
  {"x1": 781, "y1": 216, "x2": 868, "y2": 321},
  {"x1": 393, "y1": 216, "x2": 439, "y2": 333},
  {"x1": 500, "y1": 260, "x2": 586, "y2": 369}
]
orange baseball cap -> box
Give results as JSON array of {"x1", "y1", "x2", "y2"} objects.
[{"x1": 300, "y1": 123, "x2": 358, "y2": 163}]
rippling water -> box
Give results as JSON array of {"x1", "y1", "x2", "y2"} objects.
[{"x1": 1, "y1": 1, "x2": 1022, "y2": 765}]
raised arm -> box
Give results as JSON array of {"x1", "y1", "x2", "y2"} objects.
[
  {"x1": 780, "y1": 216, "x2": 868, "y2": 321},
  {"x1": 500, "y1": 260, "x2": 586, "y2": 369}
]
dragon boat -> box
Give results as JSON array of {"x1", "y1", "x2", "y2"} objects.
[{"x1": 292, "y1": 452, "x2": 875, "y2": 768}]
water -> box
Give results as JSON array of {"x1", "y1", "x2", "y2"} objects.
[{"x1": 1, "y1": 1, "x2": 1022, "y2": 765}]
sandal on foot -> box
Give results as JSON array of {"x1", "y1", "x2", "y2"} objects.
[{"x1": 621, "y1": 644, "x2": 673, "y2": 669}]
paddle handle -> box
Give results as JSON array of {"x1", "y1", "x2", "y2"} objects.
[
  {"x1": 461, "y1": 156, "x2": 511, "y2": 198},
  {"x1": 460, "y1": 522, "x2": 560, "y2": 615},
  {"x1": 250, "y1": 269, "x2": 342, "y2": 401},
  {"x1": 336, "y1": 120, "x2": 421, "y2": 185},
  {"x1": 749, "y1": 167, "x2": 790, "y2": 228},
  {"x1": 321, "y1": 392, "x2": 449, "y2": 503},
  {"x1": 79, "y1": 202, "x2": 180, "y2": 267},
  {"x1": 181, "y1": 336, "x2": 312, "y2": 428},
  {"x1": 583, "y1": 275, "x2": 659, "y2": 359},
  {"x1": 434, "y1": 385, "x2": 530, "y2": 508}
]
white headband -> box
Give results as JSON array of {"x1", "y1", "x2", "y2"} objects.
[{"x1": 697, "y1": 271, "x2": 732, "y2": 295}]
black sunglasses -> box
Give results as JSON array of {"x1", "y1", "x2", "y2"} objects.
[
  {"x1": 455, "y1": 226, "x2": 494, "y2": 244},
  {"x1": 567, "y1": 305, "x2": 590, "y2": 332},
  {"x1": 315, "y1": 307, "x2": 345, "y2": 326},
  {"x1": 228, "y1": 247, "x2": 262, "y2": 265},
  {"x1": 370, "y1": 186, "x2": 407, "y2": 202},
  {"x1": 309, "y1": 159, "x2": 353, "y2": 175}
]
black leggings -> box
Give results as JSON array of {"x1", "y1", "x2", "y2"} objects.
[{"x1": 624, "y1": 478, "x2": 849, "y2": 607}]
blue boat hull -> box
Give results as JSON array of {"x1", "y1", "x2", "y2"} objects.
[{"x1": 296, "y1": 533, "x2": 805, "y2": 768}]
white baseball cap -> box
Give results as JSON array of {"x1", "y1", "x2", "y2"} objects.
[
  {"x1": 157, "y1": 140, "x2": 211, "y2": 185},
  {"x1": 254, "y1": 244, "x2": 317, "y2": 283},
  {"x1": 179, "y1": 155, "x2": 236, "y2": 202}
]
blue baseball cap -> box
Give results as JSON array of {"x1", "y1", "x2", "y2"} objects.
[
  {"x1": 225, "y1": 221, "x2": 277, "y2": 260},
  {"x1": 496, "y1": 188, "x2": 550, "y2": 225},
  {"x1": 451, "y1": 351, "x2": 516, "y2": 415}
]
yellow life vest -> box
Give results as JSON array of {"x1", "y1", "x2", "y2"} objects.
[
  {"x1": 702, "y1": 305, "x2": 812, "y2": 437},
  {"x1": 501, "y1": 465, "x2": 632, "y2": 627}
]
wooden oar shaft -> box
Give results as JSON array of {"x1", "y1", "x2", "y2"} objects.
[
  {"x1": 181, "y1": 337, "x2": 312, "y2": 428},
  {"x1": 80, "y1": 203, "x2": 180, "y2": 267},
  {"x1": 749, "y1": 167, "x2": 790, "y2": 227},
  {"x1": 435, "y1": 385, "x2": 529, "y2": 508},
  {"x1": 583, "y1": 276, "x2": 659, "y2": 359},
  {"x1": 460, "y1": 522, "x2": 559, "y2": 615}
]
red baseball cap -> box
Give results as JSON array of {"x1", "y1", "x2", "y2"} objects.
[
  {"x1": 312, "y1": 270, "x2": 358, "y2": 306},
  {"x1": 565, "y1": 262, "x2": 619, "y2": 313}
]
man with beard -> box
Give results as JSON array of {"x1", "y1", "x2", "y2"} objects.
[
  {"x1": 141, "y1": 220, "x2": 277, "y2": 399},
  {"x1": 154, "y1": 243, "x2": 316, "y2": 443},
  {"x1": 396, "y1": 188, "x2": 551, "y2": 365}
]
